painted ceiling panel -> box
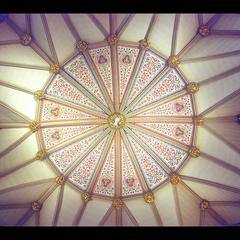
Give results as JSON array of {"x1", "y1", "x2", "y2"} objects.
[
  {"x1": 120, "y1": 14, "x2": 153, "y2": 42},
  {"x1": 0, "y1": 13, "x2": 240, "y2": 226}
]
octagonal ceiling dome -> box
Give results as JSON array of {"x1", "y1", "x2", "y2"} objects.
[{"x1": 0, "y1": 13, "x2": 240, "y2": 226}]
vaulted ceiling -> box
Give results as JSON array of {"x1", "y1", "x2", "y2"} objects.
[{"x1": 0, "y1": 14, "x2": 240, "y2": 226}]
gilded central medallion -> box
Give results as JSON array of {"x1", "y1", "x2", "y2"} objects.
[{"x1": 108, "y1": 113, "x2": 126, "y2": 129}]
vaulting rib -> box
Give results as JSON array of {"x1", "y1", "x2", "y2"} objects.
[
  {"x1": 0, "y1": 130, "x2": 32, "y2": 160},
  {"x1": 87, "y1": 130, "x2": 115, "y2": 194},
  {"x1": 25, "y1": 14, "x2": 31, "y2": 34},
  {"x1": 203, "y1": 124, "x2": 240, "y2": 154},
  {"x1": 171, "y1": 14, "x2": 180, "y2": 56},
  {"x1": 59, "y1": 69, "x2": 110, "y2": 114},
  {"x1": 181, "y1": 49, "x2": 240, "y2": 64},
  {"x1": 109, "y1": 14, "x2": 120, "y2": 112},
  {"x1": 5, "y1": 16, "x2": 54, "y2": 65},
  {"x1": 172, "y1": 184, "x2": 183, "y2": 225},
  {"x1": 177, "y1": 14, "x2": 223, "y2": 58},
  {"x1": 0, "y1": 100, "x2": 32, "y2": 123},
  {"x1": 87, "y1": 14, "x2": 109, "y2": 38},
  {"x1": 40, "y1": 14, "x2": 59, "y2": 64},
  {"x1": 44, "y1": 95, "x2": 107, "y2": 119},
  {"x1": 181, "y1": 175, "x2": 240, "y2": 194},
  {"x1": 73, "y1": 201, "x2": 88, "y2": 226},
  {"x1": 52, "y1": 185, "x2": 64, "y2": 226},
  {"x1": 199, "y1": 65, "x2": 240, "y2": 86},
  {"x1": 64, "y1": 128, "x2": 111, "y2": 177},
  {"x1": 115, "y1": 14, "x2": 135, "y2": 38},
  {"x1": 0, "y1": 61, "x2": 49, "y2": 71},
  {"x1": 61, "y1": 14, "x2": 114, "y2": 112}
]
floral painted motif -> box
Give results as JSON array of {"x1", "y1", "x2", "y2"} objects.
[
  {"x1": 127, "y1": 50, "x2": 165, "y2": 105},
  {"x1": 41, "y1": 100, "x2": 95, "y2": 122},
  {"x1": 138, "y1": 122, "x2": 194, "y2": 146},
  {"x1": 69, "y1": 137, "x2": 108, "y2": 190},
  {"x1": 134, "y1": 69, "x2": 186, "y2": 110},
  {"x1": 93, "y1": 141, "x2": 115, "y2": 197},
  {"x1": 48, "y1": 131, "x2": 102, "y2": 173},
  {"x1": 117, "y1": 46, "x2": 139, "y2": 102},
  {"x1": 41, "y1": 125, "x2": 98, "y2": 150},
  {"x1": 127, "y1": 134, "x2": 168, "y2": 190},
  {"x1": 64, "y1": 54, "x2": 107, "y2": 106},
  {"x1": 46, "y1": 75, "x2": 102, "y2": 112},
  {"x1": 133, "y1": 129, "x2": 188, "y2": 170},
  {"x1": 121, "y1": 139, "x2": 143, "y2": 196},
  {"x1": 136, "y1": 94, "x2": 193, "y2": 117},
  {"x1": 89, "y1": 46, "x2": 113, "y2": 100}
]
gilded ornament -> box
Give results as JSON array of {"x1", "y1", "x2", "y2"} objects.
[
  {"x1": 81, "y1": 192, "x2": 90, "y2": 202},
  {"x1": 20, "y1": 33, "x2": 32, "y2": 46},
  {"x1": 168, "y1": 55, "x2": 181, "y2": 68},
  {"x1": 31, "y1": 201, "x2": 42, "y2": 212},
  {"x1": 108, "y1": 113, "x2": 126, "y2": 129},
  {"x1": 29, "y1": 121, "x2": 40, "y2": 132},
  {"x1": 198, "y1": 25, "x2": 210, "y2": 37},
  {"x1": 200, "y1": 199, "x2": 209, "y2": 210},
  {"x1": 196, "y1": 116, "x2": 204, "y2": 126},
  {"x1": 55, "y1": 175, "x2": 65, "y2": 185},
  {"x1": 187, "y1": 82, "x2": 199, "y2": 94},
  {"x1": 144, "y1": 192, "x2": 155, "y2": 204},
  {"x1": 107, "y1": 34, "x2": 118, "y2": 45},
  {"x1": 76, "y1": 40, "x2": 88, "y2": 51},
  {"x1": 49, "y1": 63, "x2": 60, "y2": 74},
  {"x1": 139, "y1": 39, "x2": 150, "y2": 49},
  {"x1": 34, "y1": 90, "x2": 45, "y2": 100},
  {"x1": 169, "y1": 173, "x2": 181, "y2": 185},
  {"x1": 112, "y1": 199, "x2": 123, "y2": 209},
  {"x1": 189, "y1": 146, "x2": 200, "y2": 158},
  {"x1": 35, "y1": 150, "x2": 47, "y2": 161}
]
